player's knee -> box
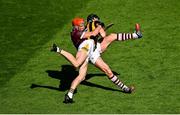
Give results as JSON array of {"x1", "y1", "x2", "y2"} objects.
[
  {"x1": 74, "y1": 62, "x2": 81, "y2": 68},
  {"x1": 109, "y1": 33, "x2": 116, "y2": 37},
  {"x1": 74, "y1": 64, "x2": 79, "y2": 68},
  {"x1": 77, "y1": 75, "x2": 85, "y2": 82},
  {"x1": 108, "y1": 33, "x2": 117, "y2": 42}
]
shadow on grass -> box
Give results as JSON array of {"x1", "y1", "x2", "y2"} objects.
[{"x1": 30, "y1": 65, "x2": 122, "y2": 93}]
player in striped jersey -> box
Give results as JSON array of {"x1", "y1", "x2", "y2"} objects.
[{"x1": 86, "y1": 13, "x2": 142, "y2": 53}]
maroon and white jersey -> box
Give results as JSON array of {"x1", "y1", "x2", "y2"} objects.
[{"x1": 71, "y1": 27, "x2": 88, "y2": 49}]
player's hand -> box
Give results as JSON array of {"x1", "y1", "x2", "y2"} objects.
[{"x1": 95, "y1": 21, "x2": 105, "y2": 28}]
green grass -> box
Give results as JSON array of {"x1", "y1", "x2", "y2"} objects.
[
  {"x1": 0, "y1": 0, "x2": 180, "y2": 113},
  {"x1": 0, "y1": 0, "x2": 88, "y2": 86}
]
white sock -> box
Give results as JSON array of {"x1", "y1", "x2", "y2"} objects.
[
  {"x1": 132, "y1": 33, "x2": 138, "y2": 38},
  {"x1": 67, "y1": 92, "x2": 73, "y2": 99},
  {"x1": 57, "y1": 47, "x2": 60, "y2": 53}
]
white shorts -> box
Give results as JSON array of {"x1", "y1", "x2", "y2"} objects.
[
  {"x1": 89, "y1": 42, "x2": 101, "y2": 64},
  {"x1": 78, "y1": 39, "x2": 95, "y2": 63},
  {"x1": 78, "y1": 40, "x2": 101, "y2": 64}
]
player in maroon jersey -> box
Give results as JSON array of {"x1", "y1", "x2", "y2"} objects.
[{"x1": 51, "y1": 17, "x2": 107, "y2": 103}]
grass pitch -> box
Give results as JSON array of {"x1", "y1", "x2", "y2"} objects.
[{"x1": 0, "y1": 0, "x2": 179, "y2": 113}]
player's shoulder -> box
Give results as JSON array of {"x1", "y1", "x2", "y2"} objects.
[
  {"x1": 71, "y1": 27, "x2": 85, "y2": 38},
  {"x1": 71, "y1": 27, "x2": 79, "y2": 35},
  {"x1": 72, "y1": 27, "x2": 78, "y2": 32}
]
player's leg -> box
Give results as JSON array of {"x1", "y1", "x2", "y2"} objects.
[
  {"x1": 94, "y1": 57, "x2": 134, "y2": 93},
  {"x1": 117, "y1": 23, "x2": 142, "y2": 41},
  {"x1": 51, "y1": 44, "x2": 87, "y2": 68},
  {"x1": 100, "y1": 24, "x2": 142, "y2": 53},
  {"x1": 100, "y1": 33, "x2": 118, "y2": 52},
  {"x1": 64, "y1": 60, "x2": 88, "y2": 103}
]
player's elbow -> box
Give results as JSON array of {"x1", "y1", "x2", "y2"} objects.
[{"x1": 74, "y1": 62, "x2": 82, "y2": 68}]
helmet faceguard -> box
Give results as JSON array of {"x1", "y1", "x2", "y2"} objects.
[{"x1": 87, "y1": 14, "x2": 100, "y2": 23}]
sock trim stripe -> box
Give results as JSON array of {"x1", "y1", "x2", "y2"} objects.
[
  {"x1": 117, "y1": 34, "x2": 119, "y2": 41},
  {"x1": 131, "y1": 34, "x2": 133, "y2": 39},
  {"x1": 109, "y1": 75, "x2": 115, "y2": 79},
  {"x1": 113, "y1": 78, "x2": 118, "y2": 83},
  {"x1": 128, "y1": 33, "x2": 131, "y2": 39},
  {"x1": 122, "y1": 33, "x2": 124, "y2": 41},
  {"x1": 118, "y1": 81, "x2": 122, "y2": 86},
  {"x1": 120, "y1": 84, "x2": 124, "y2": 88},
  {"x1": 69, "y1": 88, "x2": 75, "y2": 94},
  {"x1": 115, "y1": 79, "x2": 120, "y2": 84}
]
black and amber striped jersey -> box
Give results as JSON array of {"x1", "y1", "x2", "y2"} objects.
[{"x1": 86, "y1": 21, "x2": 105, "y2": 42}]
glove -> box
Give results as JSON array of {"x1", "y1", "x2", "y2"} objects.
[
  {"x1": 90, "y1": 35, "x2": 98, "y2": 41},
  {"x1": 94, "y1": 21, "x2": 105, "y2": 28}
]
